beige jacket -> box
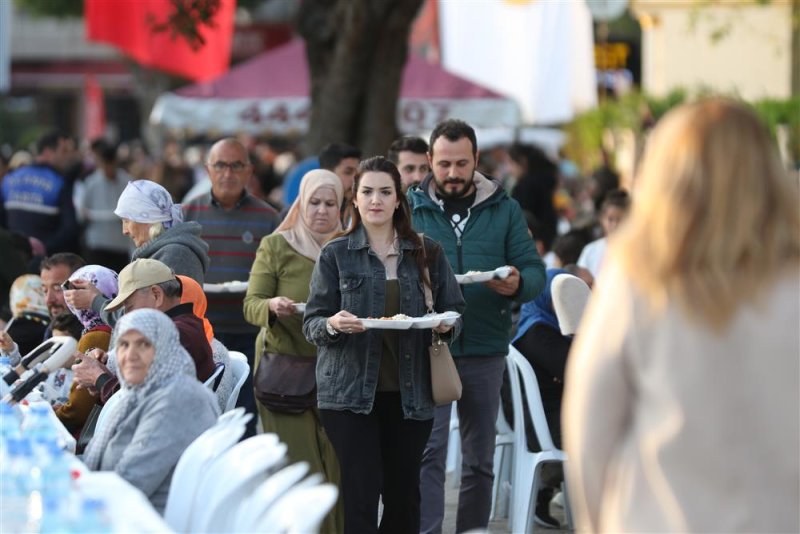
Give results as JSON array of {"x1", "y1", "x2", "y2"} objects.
[{"x1": 563, "y1": 262, "x2": 799, "y2": 532}]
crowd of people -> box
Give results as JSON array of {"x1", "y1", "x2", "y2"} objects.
[{"x1": 1, "y1": 99, "x2": 798, "y2": 534}]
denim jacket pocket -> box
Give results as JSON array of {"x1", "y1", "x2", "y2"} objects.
[{"x1": 339, "y1": 274, "x2": 366, "y2": 312}]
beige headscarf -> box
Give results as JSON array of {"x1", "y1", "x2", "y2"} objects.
[{"x1": 276, "y1": 169, "x2": 344, "y2": 261}]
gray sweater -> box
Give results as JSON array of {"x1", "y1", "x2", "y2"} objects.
[
  {"x1": 97, "y1": 375, "x2": 219, "y2": 513},
  {"x1": 132, "y1": 221, "x2": 210, "y2": 284}
]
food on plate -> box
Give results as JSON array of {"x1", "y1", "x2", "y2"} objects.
[
  {"x1": 367, "y1": 314, "x2": 412, "y2": 320},
  {"x1": 465, "y1": 270, "x2": 484, "y2": 275}
]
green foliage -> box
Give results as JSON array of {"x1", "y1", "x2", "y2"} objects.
[
  {"x1": 13, "y1": 0, "x2": 82, "y2": 18},
  {"x1": 564, "y1": 89, "x2": 799, "y2": 174}
]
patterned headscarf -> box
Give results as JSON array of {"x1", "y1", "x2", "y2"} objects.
[
  {"x1": 65, "y1": 265, "x2": 119, "y2": 333},
  {"x1": 10, "y1": 274, "x2": 48, "y2": 318},
  {"x1": 114, "y1": 179, "x2": 183, "y2": 228},
  {"x1": 83, "y1": 309, "x2": 197, "y2": 470}
]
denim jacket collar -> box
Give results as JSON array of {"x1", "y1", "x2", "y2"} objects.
[{"x1": 346, "y1": 225, "x2": 419, "y2": 252}]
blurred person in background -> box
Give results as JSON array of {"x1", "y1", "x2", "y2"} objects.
[
  {"x1": 564, "y1": 99, "x2": 800, "y2": 532},
  {"x1": 509, "y1": 143, "x2": 559, "y2": 250},
  {"x1": 184, "y1": 138, "x2": 281, "y2": 437},
  {"x1": 83, "y1": 309, "x2": 218, "y2": 514},
  {"x1": 0, "y1": 131, "x2": 80, "y2": 254},
  {"x1": 577, "y1": 188, "x2": 630, "y2": 278},
  {"x1": 244, "y1": 169, "x2": 345, "y2": 532},
  {"x1": 151, "y1": 139, "x2": 193, "y2": 202},
  {"x1": 76, "y1": 141, "x2": 133, "y2": 273},
  {"x1": 387, "y1": 136, "x2": 430, "y2": 192}
]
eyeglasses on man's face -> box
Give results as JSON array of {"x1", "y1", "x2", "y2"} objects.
[{"x1": 210, "y1": 161, "x2": 248, "y2": 173}]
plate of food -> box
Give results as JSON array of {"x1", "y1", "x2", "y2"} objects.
[
  {"x1": 203, "y1": 281, "x2": 249, "y2": 293},
  {"x1": 410, "y1": 311, "x2": 461, "y2": 329},
  {"x1": 293, "y1": 303, "x2": 306, "y2": 314},
  {"x1": 359, "y1": 314, "x2": 414, "y2": 330},
  {"x1": 454, "y1": 266, "x2": 512, "y2": 284}
]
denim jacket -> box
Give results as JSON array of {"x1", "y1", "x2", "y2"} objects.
[{"x1": 303, "y1": 225, "x2": 465, "y2": 420}]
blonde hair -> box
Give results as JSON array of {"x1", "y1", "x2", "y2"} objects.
[
  {"x1": 612, "y1": 98, "x2": 800, "y2": 330},
  {"x1": 148, "y1": 222, "x2": 166, "y2": 241}
]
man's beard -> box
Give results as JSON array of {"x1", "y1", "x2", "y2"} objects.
[
  {"x1": 434, "y1": 176, "x2": 474, "y2": 199},
  {"x1": 49, "y1": 304, "x2": 67, "y2": 318}
]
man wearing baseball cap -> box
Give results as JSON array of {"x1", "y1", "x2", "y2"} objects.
[{"x1": 72, "y1": 258, "x2": 215, "y2": 404}]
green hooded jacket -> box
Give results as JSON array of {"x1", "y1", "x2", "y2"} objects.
[{"x1": 409, "y1": 172, "x2": 546, "y2": 357}]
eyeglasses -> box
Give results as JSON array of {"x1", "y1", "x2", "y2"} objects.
[{"x1": 210, "y1": 161, "x2": 247, "y2": 172}]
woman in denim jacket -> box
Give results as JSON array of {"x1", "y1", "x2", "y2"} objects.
[{"x1": 304, "y1": 156, "x2": 465, "y2": 534}]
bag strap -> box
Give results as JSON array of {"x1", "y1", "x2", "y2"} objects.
[{"x1": 418, "y1": 233, "x2": 434, "y2": 313}]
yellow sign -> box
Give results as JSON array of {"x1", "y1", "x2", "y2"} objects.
[{"x1": 594, "y1": 42, "x2": 630, "y2": 70}]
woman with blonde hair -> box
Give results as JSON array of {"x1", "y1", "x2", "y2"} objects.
[{"x1": 563, "y1": 98, "x2": 799, "y2": 532}]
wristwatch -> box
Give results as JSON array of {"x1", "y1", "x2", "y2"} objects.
[{"x1": 326, "y1": 319, "x2": 338, "y2": 336}]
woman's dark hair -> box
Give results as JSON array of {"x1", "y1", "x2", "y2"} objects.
[{"x1": 346, "y1": 156, "x2": 437, "y2": 285}]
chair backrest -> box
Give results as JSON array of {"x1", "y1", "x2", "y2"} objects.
[
  {"x1": 551, "y1": 273, "x2": 591, "y2": 336},
  {"x1": 506, "y1": 346, "x2": 558, "y2": 452},
  {"x1": 163, "y1": 409, "x2": 249, "y2": 531},
  {"x1": 203, "y1": 362, "x2": 225, "y2": 391},
  {"x1": 190, "y1": 433, "x2": 287, "y2": 533},
  {"x1": 255, "y1": 484, "x2": 339, "y2": 534},
  {"x1": 225, "y1": 351, "x2": 250, "y2": 412},
  {"x1": 234, "y1": 462, "x2": 311, "y2": 533},
  {"x1": 94, "y1": 390, "x2": 123, "y2": 436}
]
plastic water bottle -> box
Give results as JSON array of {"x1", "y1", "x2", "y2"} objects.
[
  {"x1": 0, "y1": 356, "x2": 12, "y2": 398},
  {"x1": 0, "y1": 437, "x2": 35, "y2": 533},
  {"x1": 22, "y1": 403, "x2": 62, "y2": 456},
  {"x1": 72, "y1": 498, "x2": 111, "y2": 533},
  {"x1": 37, "y1": 444, "x2": 74, "y2": 534}
]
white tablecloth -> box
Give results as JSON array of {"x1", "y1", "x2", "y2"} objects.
[{"x1": 77, "y1": 471, "x2": 173, "y2": 533}]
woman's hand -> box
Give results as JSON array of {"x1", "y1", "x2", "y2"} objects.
[
  {"x1": 0, "y1": 331, "x2": 15, "y2": 352},
  {"x1": 328, "y1": 310, "x2": 366, "y2": 335},
  {"x1": 433, "y1": 323, "x2": 453, "y2": 334},
  {"x1": 268, "y1": 296, "x2": 296, "y2": 318},
  {"x1": 64, "y1": 279, "x2": 102, "y2": 310}
]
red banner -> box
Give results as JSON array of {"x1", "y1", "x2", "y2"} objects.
[
  {"x1": 84, "y1": 74, "x2": 106, "y2": 141},
  {"x1": 85, "y1": 0, "x2": 235, "y2": 82}
]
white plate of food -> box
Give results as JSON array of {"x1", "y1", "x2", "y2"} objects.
[
  {"x1": 410, "y1": 311, "x2": 461, "y2": 329},
  {"x1": 293, "y1": 303, "x2": 306, "y2": 314},
  {"x1": 359, "y1": 314, "x2": 414, "y2": 330},
  {"x1": 454, "y1": 266, "x2": 512, "y2": 284},
  {"x1": 203, "y1": 281, "x2": 249, "y2": 293}
]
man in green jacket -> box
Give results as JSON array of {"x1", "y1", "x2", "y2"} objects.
[{"x1": 409, "y1": 118, "x2": 546, "y2": 533}]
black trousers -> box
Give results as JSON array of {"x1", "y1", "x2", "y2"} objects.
[{"x1": 320, "y1": 392, "x2": 433, "y2": 534}]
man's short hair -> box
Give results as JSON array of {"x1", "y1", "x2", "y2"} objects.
[
  {"x1": 40, "y1": 253, "x2": 86, "y2": 273},
  {"x1": 387, "y1": 137, "x2": 428, "y2": 164},
  {"x1": 319, "y1": 143, "x2": 361, "y2": 170},
  {"x1": 156, "y1": 278, "x2": 183, "y2": 299},
  {"x1": 429, "y1": 119, "x2": 477, "y2": 157},
  {"x1": 36, "y1": 131, "x2": 70, "y2": 156}
]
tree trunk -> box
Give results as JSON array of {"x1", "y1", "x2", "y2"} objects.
[{"x1": 298, "y1": 0, "x2": 423, "y2": 157}]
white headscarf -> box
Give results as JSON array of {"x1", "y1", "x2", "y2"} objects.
[
  {"x1": 114, "y1": 180, "x2": 183, "y2": 228},
  {"x1": 84, "y1": 309, "x2": 196, "y2": 469},
  {"x1": 276, "y1": 169, "x2": 343, "y2": 261}
]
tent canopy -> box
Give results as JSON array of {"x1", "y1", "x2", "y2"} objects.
[{"x1": 150, "y1": 39, "x2": 521, "y2": 136}]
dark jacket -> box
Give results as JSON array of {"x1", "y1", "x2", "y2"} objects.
[
  {"x1": 131, "y1": 222, "x2": 210, "y2": 284},
  {"x1": 303, "y1": 226, "x2": 465, "y2": 420},
  {"x1": 408, "y1": 172, "x2": 546, "y2": 358},
  {"x1": 0, "y1": 164, "x2": 79, "y2": 253}
]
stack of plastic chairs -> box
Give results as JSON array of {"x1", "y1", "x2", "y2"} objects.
[
  {"x1": 490, "y1": 403, "x2": 514, "y2": 521},
  {"x1": 225, "y1": 351, "x2": 250, "y2": 412},
  {"x1": 164, "y1": 408, "x2": 338, "y2": 533}
]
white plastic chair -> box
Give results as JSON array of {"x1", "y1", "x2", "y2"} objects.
[
  {"x1": 490, "y1": 404, "x2": 514, "y2": 521},
  {"x1": 506, "y1": 345, "x2": 572, "y2": 533},
  {"x1": 551, "y1": 273, "x2": 591, "y2": 336},
  {"x1": 234, "y1": 462, "x2": 311, "y2": 532},
  {"x1": 225, "y1": 351, "x2": 250, "y2": 412},
  {"x1": 163, "y1": 408, "x2": 250, "y2": 532},
  {"x1": 254, "y1": 483, "x2": 339, "y2": 534},
  {"x1": 445, "y1": 402, "x2": 461, "y2": 488},
  {"x1": 202, "y1": 362, "x2": 225, "y2": 391},
  {"x1": 190, "y1": 433, "x2": 287, "y2": 533}
]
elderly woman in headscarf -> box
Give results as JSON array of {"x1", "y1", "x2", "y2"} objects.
[
  {"x1": 55, "y1": 265, "x2": 119, "y2": 437},
  {"x1": 83, "y1": 308, "x2": 218, "y2": 514},
  {"x1": 114, "y1": 179, "x2": 209, "y2": 283},
  {"x1": 176, "y1": 274, "x2": 234, "y2": 413},
  {"x1": 243, "y1": 169, "x2": 344, "y2": 533},
  {"x1": 0, "y1": 274, "x2": 50, "y2": 363}
]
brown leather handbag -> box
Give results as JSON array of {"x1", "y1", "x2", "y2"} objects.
[{"x1": 254, "y1": 352, "x2": 317, "y2": 414}]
